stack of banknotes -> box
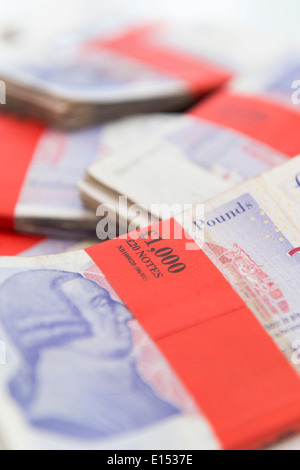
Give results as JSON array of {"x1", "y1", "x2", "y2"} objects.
[
  {"x1": 2, "y1": 16, "x2": 300, "y2": 451},
  {"x1": 5, "y1": 53, "x2": 300, "y2": 240},
  {"x1": 0, "y1": 19, "x2": 290, "y2": 129}
]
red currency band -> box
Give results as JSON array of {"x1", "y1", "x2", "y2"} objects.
[
  {"x1": 86, "y1": 220, "x2": 300, "y2": 450},
  {"x1": 190, "y1": 91, "x2": 300, "y2": 156},
  {"x1": 84, "y1": 25, "x2": 231, "y2": 95},
  {"x1": 0, "y1": 115, "x2": 45, "y2": 230},
  {"x1": 0, "y1": 231, "x2": 44, "y2": 256}
]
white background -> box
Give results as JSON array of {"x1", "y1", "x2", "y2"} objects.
[{"x1": 0, "y1": 0, "x2": 300, "y2": 38}]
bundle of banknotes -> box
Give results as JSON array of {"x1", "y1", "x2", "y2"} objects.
[
  {"x1": 3, "y1": 14, "x2": 300, "y2": 450},
  {"x1": 79, "y1": 88, "x2": 300, "y2": 227},
  {"x1": 0, "y1": 231, "x2": 96, "y2": 257},
  {"x1": 1, "y1": 157, "x2": 300, "y2": 450},
  {"x1": 0, "y1": 22, "x2": 235, "y2": 129},
  {"x1": 0, "y1": 19, "x2": 290, "y2": 129},
  {"x1": 0, "y1": 113, "x2": 177, "y2": 238}
]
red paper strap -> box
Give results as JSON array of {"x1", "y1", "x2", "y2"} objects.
[
  {"x1": 157, "y1": 307, "x2": 300, "y2": 450},
  {"x1": 0, "y1": 115, "x2": 45, "y2": 230},
  {"x1": 85, "y1": 26, "x2": 231, "y2": 95},
  {"x1": 0, "y1": 231, "x2": 44, "y2": 256},
  {"x1": 190, "y1": 91, "x2": 300, "y2": 156},
  {"x1": 86, "y1": 220, "x2": 300, "y2": 450}
]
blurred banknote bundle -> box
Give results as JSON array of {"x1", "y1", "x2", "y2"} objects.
[
  {"x1": 0, "y1": 113, "x2": 174, "y2": 238},
  {"x1": 79, "y1": 58, "x2": 300, "y2": 226},
  {"x1": 1, "y1": 158, "x2": 300, "y2": 450}
]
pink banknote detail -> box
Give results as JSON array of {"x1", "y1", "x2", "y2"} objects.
[{"x1": 206, "y1": 242, "x2": 290, "y2": 321}]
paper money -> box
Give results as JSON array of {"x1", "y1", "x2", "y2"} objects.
[
  {"x1": 1, "y1": 157, "x2": 300, "y2": 449},
  {"x1": 232, "y1": 53, "x2": 300, "y2": 111},
  {"x1": 0, "y1": 113, "x2": 170, "y2": 238},
  {"x1": 0, "y1": 231, "x2": 97, "y2": 257},
  {"x1": 0, "y1": 250, "x2": 219, "y2": 450},
  {"x1": 0, "y1": 22, "x2": 236, "y2": 129},
  {"x1": 0, "y1": 231, "x2": 98, "y2": 257},
  {"x1": 189, "y1": 155, "x2": 300, "y2": 366},
  {"x1": 81, "y1": 109, "x2": 289, "y2": 222}
]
